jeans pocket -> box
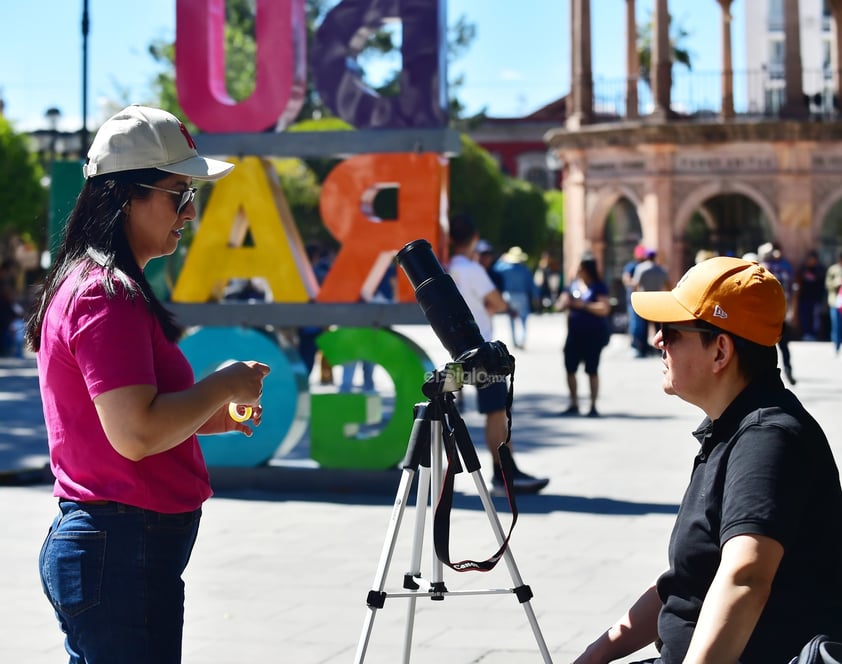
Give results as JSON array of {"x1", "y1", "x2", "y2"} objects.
[{"x1": 41, "y1": 527, "x2": 106, "y2": 618}]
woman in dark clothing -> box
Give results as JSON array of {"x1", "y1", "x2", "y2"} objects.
[{"x1": 555, "y1": 256, "x2": 612, "y2": 417}]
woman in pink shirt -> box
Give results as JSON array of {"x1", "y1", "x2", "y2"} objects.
[{"x1": 26, "y1": 105, "x2": 270, "y2": 663}]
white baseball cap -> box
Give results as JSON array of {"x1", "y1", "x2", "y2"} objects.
[{"x1": 82, "y1": 105, "x2": 234, "y2": 180}]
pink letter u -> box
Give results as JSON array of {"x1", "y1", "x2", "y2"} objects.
[{"x1": 175, "y1": 0, "x2": 306, "y2": 133}]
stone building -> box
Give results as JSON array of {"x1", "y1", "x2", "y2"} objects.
[{"x1": 546, "y1": 0, "x2": 842, "y2": 302}]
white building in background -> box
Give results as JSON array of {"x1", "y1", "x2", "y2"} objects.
[{"x1": 745, "y1": 0, "x2": 836, "y2": 116}]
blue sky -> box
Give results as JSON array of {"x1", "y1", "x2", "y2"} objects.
[{"x1": 0, "y1": 0, "x2": 744, "y2": 132}]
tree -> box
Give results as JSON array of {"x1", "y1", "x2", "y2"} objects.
[
  {"x1": 637, "y1": 11, "x2": 693, "y2": 87},
  {"x1": 448, "y1": 134, "x2": 505, "y2": 243},
  {"x1": 0, "y1": 117, "x2": 47, "y2": 251},
  {"x1": 499, "y1": 177, "x2": 548, "y2": 259}
]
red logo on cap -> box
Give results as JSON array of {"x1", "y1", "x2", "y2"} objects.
[{"x1": 179, "y1": 123, "x2": 197, "y2": 150}]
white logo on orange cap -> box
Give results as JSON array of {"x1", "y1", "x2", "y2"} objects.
[{"x1": 713, "y1": 305, "x2": 728, "y2": 319}]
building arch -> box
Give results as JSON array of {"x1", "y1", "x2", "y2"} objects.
[
  {"x1": 673, "y1": 180, "x2": 778, "y2": 238},
  {"x1": 815, "y1": 192, "x2": 842, "y2": 264}
]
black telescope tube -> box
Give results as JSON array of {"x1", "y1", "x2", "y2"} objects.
[{"x1": 396, "y1": 239, "x2": 485, "y2": 360}]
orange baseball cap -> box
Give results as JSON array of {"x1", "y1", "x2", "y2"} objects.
[{"x1": 631, "y1": 256, "x2": 786, "y2": 346}]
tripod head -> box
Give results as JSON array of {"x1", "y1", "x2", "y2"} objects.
[{"x1": 421, "y1": 341, "x2": 515, "y2": 399}]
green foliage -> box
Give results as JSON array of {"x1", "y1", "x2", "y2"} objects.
[
  {"x1": 0, "y1": 117, "x2": 48, "y2": 249},
  {"x1": 448, "y1": 135, "x2": 549, "y2": 258},
  {"x1": 448, "y1": 134, "x2": 505, "y2": 242},
  {"x1": 499, "y1": 178, "x2": 548, "y2": 259},
  {"x1": 544, "y1": 189, "x2": 565, "y2": 234},
  {"x1": 272, "y1": 158, "x2": 333, "y2": 248},
  {"x1": 542, "y1": 189, "x2": 565, "y2": 271}
]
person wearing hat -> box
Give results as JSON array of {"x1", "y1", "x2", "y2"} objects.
[
  {"x1": 494, "y1": 246, "x2": 537, "y2": 349},
  {"x1": 448, "y1": 215, "x2": 549, "y2": 494},
  {"x1": 572, "y1": 257, "x2": 842, "y2": 663},
  {"x1": 26, "y1": 105, "x2": 271, "y2": 662}
]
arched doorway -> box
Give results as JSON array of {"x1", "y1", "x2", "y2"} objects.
[
  {"x1": 602, "y1": 196, "x2": 642, "y2": 330},
  {"x1": 679, "y1": 193, "x2": 773, "y2": 274},
  {"x1": 817, "y1": 196, "x2": 842, "y2": 266}
]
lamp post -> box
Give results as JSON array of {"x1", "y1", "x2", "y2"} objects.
[
  {"x1": 81, "y1": 0, "x2": 89, "y2": 155},
  {"x1": 44, "y1": 106, "x2": 62, "y2": 167}
]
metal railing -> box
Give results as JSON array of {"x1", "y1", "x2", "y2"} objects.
[{"x1": 591, "y1": 68, "x2": 840, "y2": 121}]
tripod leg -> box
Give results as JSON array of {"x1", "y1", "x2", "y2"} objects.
[
  {"x1": 402, "y1": 464, "x2": 430, "y2": 663},
  {"x1": 428, "y1": 419, "x2": 446, "y2": 595},
  {"x1": 469, "y1": 471, "x2": 554, "y2": 663},
  {"x1": 354, "y1": 466, "x2": 417, "y2": 664}
]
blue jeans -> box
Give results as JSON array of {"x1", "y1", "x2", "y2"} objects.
[
  {"x1": 830, "y1": 307, "x2": 842, "y2": 353},
  {"x1": 340, "y1": 361, "x2": 375, "y2": 392},
  {"x1": 505, "y1": 292, "x2": 530, "y2": 347},
  {"x1": 40, "y1": 500, "x2": 201, "y2": 664}
]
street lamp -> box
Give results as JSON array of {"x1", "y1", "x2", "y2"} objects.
[{"x1": 44, "y1": 106, "x2": 62, "y2": 165}]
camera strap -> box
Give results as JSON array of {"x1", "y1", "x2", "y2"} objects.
[{"x1": 433, "y1": 376, "x2": 518, "y2": 573}]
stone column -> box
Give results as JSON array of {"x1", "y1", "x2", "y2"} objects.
[
  {"x1": 781, "y1": 0, "x2": 807, "y2": 118},
  {"x1": 561, "y1": 150, "x2": 590, "y2": 277},
  {"x1": 717, "y1": 0, "x2": 735, "y2": 120},
  {"x1": 651, "y1": 0, "x2": 672, "y2": 119},
  {"x1": 567, "y1": 0, "x2": 594, "y2": 129},
  {"x1": 626, "y1": 0, "x2": 639, "y2": 119}
]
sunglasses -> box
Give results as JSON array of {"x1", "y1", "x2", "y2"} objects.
[
  {"x1": 136, "y1": 183, "x2": 197, "y2": 215},
  {"x1": 660, "y1": 323, "x2": 714, "y2": 347}
]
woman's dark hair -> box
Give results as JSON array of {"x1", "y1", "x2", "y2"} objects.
[
  {"x1": 579, "y1": 256, "x2": 601, "y2": 283},
  {"x1": 694, "y1": 320, "x2": 779, "y2": 382},
  {"x1": 25, "y1": 168, "x2": 183, "y2": 351}
]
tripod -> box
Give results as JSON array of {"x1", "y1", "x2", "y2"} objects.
[{"x1": 354, "y1": 369, "x2": 553, "y2": 663}]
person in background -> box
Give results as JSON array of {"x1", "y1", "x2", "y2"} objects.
[
  {"x1": 533, "y1": 250, "x2": 562, "y2": 313},
  {"x1": 555, "y1": 255, "x2": 612, "y2": 417},
  {"x1": 476, "y1": 239, "x2": 505, "y2": 293},
  {"x1": 494, "y1": 246, "x2": 537, "y2": 349},
  {"x1": 622, "y1": 244, "x2": 648, "y2": 357},
  {"x1": 25, "y1": 105, "x2": 270, "y2": 663},
  {"x1": 794, "y1": 249, "x2": 826, "y2": 341},
  {"x1": 759, "y1": 242, "x2": 797, "y2": 385},
  {"x1": 572, "y1": 257, "x2": 842, "y2": 663},
  {"x1": 448, "y1": 214, "x2": 548, "y2": 494},
  {"x1": 630, "y1": 250, "x2": 672, "y2": 357},
  {"x1": 825, "y1": 250, "x2": 842, "y2": 355},
  {"x1": 339, "y1": 263, "x2": 396, "y2": 393}
]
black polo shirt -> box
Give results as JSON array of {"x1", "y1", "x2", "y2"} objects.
[{"x1": 655, "y1": 375, "x2": 842, "y2": 663}]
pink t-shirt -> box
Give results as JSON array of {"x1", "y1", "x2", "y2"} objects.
[{"x1": 38, "y1": 266, "x2": 212, "y2": 513}]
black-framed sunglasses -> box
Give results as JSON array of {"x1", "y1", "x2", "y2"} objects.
[
  {"x1": 660, "y1": 322, "x2": 715, "y2": 347},
  {"x1": 136, "y1": 183, "x2": 197, "y2": 215}
]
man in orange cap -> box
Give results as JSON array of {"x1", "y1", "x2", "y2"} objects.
[{"x1": 572, "y1": 257, "x2": 842, "y2": 663}]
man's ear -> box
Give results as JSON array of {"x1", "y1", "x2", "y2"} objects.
[{"x1": 711, "y1": 333, "x2": 736, "y2": 374}]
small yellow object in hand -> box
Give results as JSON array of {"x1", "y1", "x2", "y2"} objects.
[{"x1": 228, "y1": 403, "x2": 253, "y2": 422}]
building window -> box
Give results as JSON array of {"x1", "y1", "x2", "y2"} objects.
[
  {"x1": 768, "y1": 0, "x2": 784, "y2": 31},
  {"x1": 768, "y1": 38, "x2": 785, "y2": 79}
]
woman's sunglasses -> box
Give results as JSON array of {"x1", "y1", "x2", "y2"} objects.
[{"x1": 136, "y1": 183, "x2": 197, "y2": 215}]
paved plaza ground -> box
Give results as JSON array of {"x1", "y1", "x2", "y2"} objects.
[{"x1": 1, "y1": 313, "x2": 840, "y2": 662}]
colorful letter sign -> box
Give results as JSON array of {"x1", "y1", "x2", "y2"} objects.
[
  {"x1": 172, "y1": 157, "x2": 318, "y2": 303},
  {"x1": 310, "y1": 327, "x2": 435, "y2": 469},
  {"x1": 175, "y1": 0, "x2": 307, "y2": 132},
  {"x1": 317, "y1": 152, "x2": 449, "y2": 303},
  {"x1": 312, "y1": 0, "x2": 448, "y2": 128},
  {"x1": 179, "y1": 326, "x2": 309, "y2": 467}
]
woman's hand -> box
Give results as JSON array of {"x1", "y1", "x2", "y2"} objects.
[
  {"x1": 199, "y1": 360, "x2": 270, "y2": 436},
  {"x1": 198, "y1": 403, "x2": 264, "y2": 436}
]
